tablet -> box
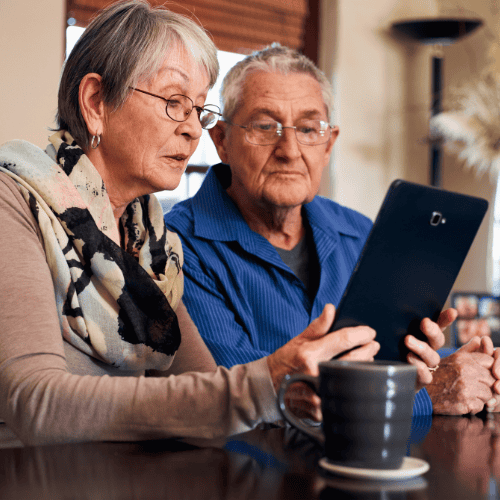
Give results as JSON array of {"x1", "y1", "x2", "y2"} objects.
[{"x1": 329, "y1": 179, "x2": 489, "y2": 361}]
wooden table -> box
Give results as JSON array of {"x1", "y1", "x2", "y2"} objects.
[{"x1": 1, "y1": 413, "x2": 499, "y2": 499}]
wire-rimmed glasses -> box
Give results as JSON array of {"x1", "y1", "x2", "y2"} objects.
[
  {"x1": 226, "y1": 119, "x2": 332, "y2": 145},
  {"x1": 129, "y1": 87, "x2": 221, "y2": 129}
]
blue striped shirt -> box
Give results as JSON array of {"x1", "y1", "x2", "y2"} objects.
[{"x1": 165, "y1": 164, "x2": 433, "y2": 415}]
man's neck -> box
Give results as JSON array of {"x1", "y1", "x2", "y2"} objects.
[{"x1": 227, "y1": 188, "x2": 305, "y2": 250}]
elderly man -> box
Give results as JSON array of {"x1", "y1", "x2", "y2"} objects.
[{"x1": 166, "y1": 44, "x2": 500, "y2": 415}]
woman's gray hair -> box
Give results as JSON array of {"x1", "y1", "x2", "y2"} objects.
[
  {"x1": 221, "y1": 43, "x2": 333, "y2": 122},
  {"x1": 57, "y1": 0, "x2": 219, "y2": 150}
]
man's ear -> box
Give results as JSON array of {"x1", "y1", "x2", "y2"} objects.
[
  {"x1": 79, "y1": 73, "x2": 106, "y2": 143},
  {"x1": 208, "y1": 121, "x2": 229, "y2": 163},
  {"x1": 323, "y1": 125, "x2": 339, "y2": 162}
]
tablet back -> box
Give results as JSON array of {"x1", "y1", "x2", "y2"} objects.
[{"x1": 330, "y1": 179, "x2": 489, "y2": 361}]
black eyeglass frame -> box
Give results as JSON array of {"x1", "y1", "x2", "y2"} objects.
[
  {"x1": 129, "y1": 87, "x2": 222, "y2": 129},
  {"x1": 224, "y1": 119, "x2": 333, "y2": 146}
]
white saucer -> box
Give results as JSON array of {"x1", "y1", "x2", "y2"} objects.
[{"x1": 318, "y1": 456, "x2": 430, "y2": 481}]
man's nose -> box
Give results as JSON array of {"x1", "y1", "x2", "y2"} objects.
[{"x1": 274, "y1": 127, "x2": 301, "y2": 159}]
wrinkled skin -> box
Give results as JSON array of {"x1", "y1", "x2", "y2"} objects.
[{"x1": 427, "y1": 336, "x2": 500, "y2": 415}]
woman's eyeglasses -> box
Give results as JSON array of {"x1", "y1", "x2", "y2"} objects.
[{"x1": 129, "y1": 87, "x2": 221, "y2": 130}]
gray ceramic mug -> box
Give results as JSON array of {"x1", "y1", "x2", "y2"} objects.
[{"x1": 278, "y1": 360, "x2": 417, "y2": 470}]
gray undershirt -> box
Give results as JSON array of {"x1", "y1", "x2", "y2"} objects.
[{"x1": 274, "y1": 225, "x2": 320, "y2": 301}]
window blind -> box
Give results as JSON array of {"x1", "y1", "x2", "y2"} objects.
[{"x1": 67, "y1": 0, "x2": 308, "y2": 54}]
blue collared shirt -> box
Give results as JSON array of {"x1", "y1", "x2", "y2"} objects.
[{"x1": 165, "y1": 164, "x2": 433, "y2": 415}]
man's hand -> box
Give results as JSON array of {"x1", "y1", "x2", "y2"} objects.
[
  {"x1": 405, "y1": 308, "x2": 457, "y2": 391},
  {"x1": 426, "y1": 336, "x2": 497, "y2": 414},
  {"x1": 267, "y1": 304, "x2": 379, "y2": 420},
  {"x1": 483, "y1": 346, "x2": 500, "y2": 412}
]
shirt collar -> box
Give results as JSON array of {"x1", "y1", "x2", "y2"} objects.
[
  {"x1": 191, "y1": 162, "x2": 364, "y2": 242},
  {"x1": 303, "y1": 196, "x2": 364, "y2": 240},
  {"x1": 191, "y1": 163, "x2": 253, "y2": 241}
]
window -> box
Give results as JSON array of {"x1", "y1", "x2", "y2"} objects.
[{"x1": 65, "y1": 26, "x2": 245, "y2": 212}]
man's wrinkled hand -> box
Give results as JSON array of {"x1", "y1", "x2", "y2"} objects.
[
  {"x1": 405, "y1": 308, "x2": 457, "y2": 391},
  {"x1": 426, "y1": 336, "x2": 496, "y2": 414}
]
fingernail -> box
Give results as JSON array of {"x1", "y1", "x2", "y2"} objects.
[
  {"x1": 487, "y1": 397, "x2": 497, "y2": 407},
  {"x1": 408, "y1": 337, "x2": 423, "y2": 350}
]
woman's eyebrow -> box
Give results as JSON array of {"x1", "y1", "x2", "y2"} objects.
[
  {"x1": 156, "y1": 68, "x2": 210, "y2": 101},
  {"x1": 158, "y1": 66, "x2": 190, "y2": 82},
  {"x1": 155, "y1": 68, "x2": 190, "y2": 95}
]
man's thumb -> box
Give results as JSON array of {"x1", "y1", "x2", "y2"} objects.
[{"x1": 458, "y1": 336, "x2": 483, "y2": 353}]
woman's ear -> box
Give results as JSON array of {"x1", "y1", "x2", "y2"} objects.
[
  {"x1": 208, "y1": 121, "x2": 229, "y2": 163},
  {"x1": 79, "y1": 73, "x2": 105, "y2": 139}
]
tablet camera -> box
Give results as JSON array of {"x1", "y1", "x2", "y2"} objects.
[{"x1": 430, "y1": 212, "x2": 445, "y2": 226}]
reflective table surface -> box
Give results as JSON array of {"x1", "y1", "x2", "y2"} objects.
[{"x1": 1, "y1": 413, "x2": 499, "y2": 499}]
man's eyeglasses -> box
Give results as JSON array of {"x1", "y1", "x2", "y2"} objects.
[
  {"x1": 129, "y1": 87, "x2": 221, "y2": 130},
  {"x1": 226, "y1": 119, "x2": 332, "y2": 146}
]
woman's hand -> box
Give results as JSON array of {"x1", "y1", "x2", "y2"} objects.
[{"x1": 266, "y1": 304, "x2": 379, "y2": 420}]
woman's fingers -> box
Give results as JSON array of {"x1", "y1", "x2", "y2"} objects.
[
  {"x1": 284, "y1": 383, "x2": 322, "y2": 421},
  {"x1": 339, "y1": 340, "x2": 380, "y2": 361}
]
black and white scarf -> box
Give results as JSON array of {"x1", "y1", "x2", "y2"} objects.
[{"x1": 0, "y1": 131, "x2": 183, "y2": 370}]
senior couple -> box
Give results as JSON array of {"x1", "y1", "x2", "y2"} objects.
[{"x1": 0, "y1": 0, "x2": 497, "y2": 446}]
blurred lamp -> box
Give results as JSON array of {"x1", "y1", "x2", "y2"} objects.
[{"x1": 392, "y1": 17, "x2": 483, "y2": 186}]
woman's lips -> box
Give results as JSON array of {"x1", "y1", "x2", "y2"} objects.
[
  {"x1": 166, "y1": 154, "x2": 188, "y2": 161},
  {"x1": 162, "y1": 154, "x2": 189, "y2": 168}
]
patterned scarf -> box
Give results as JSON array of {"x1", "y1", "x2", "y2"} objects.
[{"x1": 0, "y1": 131, "x2": 183, "y2": 371}]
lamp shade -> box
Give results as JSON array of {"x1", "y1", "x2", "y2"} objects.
[{"x1": 392, "y1": 18, "x2": 483, "y2": 45}]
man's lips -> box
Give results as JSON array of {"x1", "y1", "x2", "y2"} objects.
[{"x1": 268, "y1": 170, "x2": 305, "y2": 176}]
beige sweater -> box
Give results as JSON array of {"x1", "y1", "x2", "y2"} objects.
[{"x1": 0, "y1": 173, "x2": 280, "y2": 445}]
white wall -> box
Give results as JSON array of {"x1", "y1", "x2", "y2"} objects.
[
  {"x1": 320, "y1": 0, "x2": 433, "y2": 220},
  {"x1": 0, "y1": 0, "x2": 65, "y2": 148},
  {"x1": 319, "y1": 0, "x2": 498, "y2": 300}
]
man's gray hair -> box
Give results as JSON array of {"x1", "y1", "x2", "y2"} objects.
[
  {"x1": 57, "y1": 0, "x2": 219, "y2": 150},
  {"x1": 220, "y1": 43, "x2": 333, "y2": 122}
]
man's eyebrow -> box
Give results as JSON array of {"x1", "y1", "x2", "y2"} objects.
[
  {"x1": 248, "y1": 108, "x2": 279, "y2": 120},
  {"x1": 249, "y1": 107, "x2": 326, "y2": 120},
  {"x1": 300, "y1": 109, "x2": 325, "y2": 118}
]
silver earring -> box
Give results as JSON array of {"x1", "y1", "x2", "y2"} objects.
[{"x1": 91, "y1": 135, "x2": 101, "y2": 149}]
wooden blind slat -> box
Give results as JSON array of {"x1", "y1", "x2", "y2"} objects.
[
  {"x1": 67, "y1": 0, "x2": 308, "y2": 53},
  {"x1": 179, "y1": 0, "x2": 307, "y2": 16}
]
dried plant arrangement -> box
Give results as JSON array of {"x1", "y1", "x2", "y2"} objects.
[{"x1": 430, "y1": 73, "x2": 500, "y2": 178}]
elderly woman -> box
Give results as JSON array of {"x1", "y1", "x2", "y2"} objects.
[
  {"x1": 0, "y1": 0, "x2": 258, "y2": 444},
  {"x1": 0, "y1": 0, "x2": 380, "y2": 445}
]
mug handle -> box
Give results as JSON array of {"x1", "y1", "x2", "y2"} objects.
[{"x1": 278, "y1": 373, "x2": 324, "y2": 445}]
